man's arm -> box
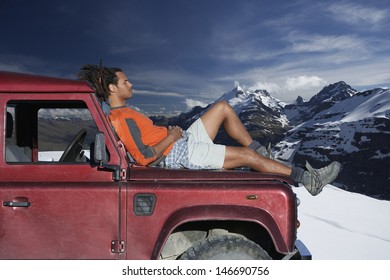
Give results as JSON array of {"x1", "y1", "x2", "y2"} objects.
[
  {"x1": 123, "y1": 119, "x2": 182, "y2": 165},
  {"x1": 152, "y1": 126, "x2": 183, "y2": 156}
]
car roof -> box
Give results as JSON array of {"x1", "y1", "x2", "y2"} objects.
[{"x1": 0, "y1": 71, "x2": 94, "y2": 93}]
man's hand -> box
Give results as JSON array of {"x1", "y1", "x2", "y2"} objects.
[
  {"x1": 150, "y1": 126, "x2": 183, "y2": 161},
  {"x1": 168, "y1": 126, "x2": 184, "y2": 141}
]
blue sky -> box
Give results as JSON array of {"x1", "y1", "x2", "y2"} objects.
[{"x1": 0, "y1": 0, "x2": 389, "y2": 116}]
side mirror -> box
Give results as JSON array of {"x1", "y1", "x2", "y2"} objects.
[
  {"x1": 94, "y1": 132, "x2": 121, "y2": 181},
  {"x1": 94, "y1": 132, "x2": 107, "y2": 164}
]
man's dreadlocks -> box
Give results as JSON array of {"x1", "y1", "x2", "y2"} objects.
[{"x1": 77, "y1": 64, "x2": 123, "y2": 103}]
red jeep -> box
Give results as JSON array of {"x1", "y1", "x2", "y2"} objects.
[{"x1": 0, "y1": 71, "x2": 310, "y2": 260}]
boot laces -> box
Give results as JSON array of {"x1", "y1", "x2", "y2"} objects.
[{"x1": 305, "y1": 162, "x2": 326, "y2": 191}]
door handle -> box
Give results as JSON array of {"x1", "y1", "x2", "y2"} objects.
[{"x1": 3, "y1": 200, "x2": 31, "y2": 207}]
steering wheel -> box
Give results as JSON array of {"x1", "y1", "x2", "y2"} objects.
[{"x1": 59, "y1": 128, "x2": 87, "y2": 162}]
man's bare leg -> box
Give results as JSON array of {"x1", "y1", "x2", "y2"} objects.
[
  {"x1": 223, "y1": 146, "x2": 292, "y2": 175},
  {"x1": 200, "y1": 101, "x2": 253, "y2": 146},
  {"x1": 224, "y1": 146, "x2": 341, "y2": 197},
  {"x1": 200, "y1": 101, "x2": 286, "y2": 173},
  {"x1": 198, "y1": 101, "x2": 341, "y2": 196}
]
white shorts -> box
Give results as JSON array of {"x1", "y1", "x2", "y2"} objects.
[{"x1": 186, "y1": 118, "x2": 226, "y2": 169}]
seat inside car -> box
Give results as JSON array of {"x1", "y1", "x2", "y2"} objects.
[{"x1": 5, "y1": 112, "x2": 31, "y2": 162}]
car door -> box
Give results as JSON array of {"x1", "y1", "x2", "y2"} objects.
[
  {"x1": 0, "y1": 98, "x2": 124, "y2": 259},
  {"x1": 0, "y1": 181, "x2": 121, "y2": 259}
]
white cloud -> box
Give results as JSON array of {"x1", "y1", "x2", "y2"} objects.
[
  {"x1": 288, "y1": 32, "x2": 367, "y2": 54},
  {"x1": 185, "y1": 98, "x2": 209, "y2": 110},
  {"x1": 133, "y1": 89, "x2": 183, "y2": 97},
  {"x1": 326, "y1": 2, "x2": 388, "y2": 28},
  {"x1": 0, "y1": 55, "x2": 48, "y2": 74},
  {"x1": 0, "y1": 63, "x2": 27, "y2": 73},
  {"x1": 317, "y1": 56, "x2": 390, "y2": 88},
  {"x1": 285, "y1": 76, "x2": 327, "y2": 91},
  {"x1": 249, "y1": 81, "x2": 281, "y2": 93}
]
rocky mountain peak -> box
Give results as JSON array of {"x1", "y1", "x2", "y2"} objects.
[
  {"x1": 295, "y1": 95, "x2": 304, "y2": 105},
  {"x1": 308, "y1": 81, "x2": 357, "y2": 105}
]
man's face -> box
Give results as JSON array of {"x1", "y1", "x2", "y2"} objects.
[{"x1": 114, "y1": 71, "x2": 133, "y2": 100}]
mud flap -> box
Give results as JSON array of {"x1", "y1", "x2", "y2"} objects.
[{"x1": 282, "y1": 240, "x2": 312, "y2": 260}]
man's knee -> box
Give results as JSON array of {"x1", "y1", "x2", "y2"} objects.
[
  {"x1": 214, "y1": 100, "x2": 234, "y2": 114},
  {"x1": 233, "y1": 146, "x2": 258, "y2": 160},
  {"x1": 218, "y1": 100, "x2": 231, "y2": 108}
]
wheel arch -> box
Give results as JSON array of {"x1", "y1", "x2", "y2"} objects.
[{"x1": 152, "y1": 204, "x2": 291, "y2": 259}]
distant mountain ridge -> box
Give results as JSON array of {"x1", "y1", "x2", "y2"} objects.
[
  {"x1": 275, "y1": 86, "x2": 390, "y2": 199},
  {"x1": 153, "y1": 82, "x2": 390, "y2": 200},
  {"x1": 284, "y1": 81, "x2": 358, "y2": 125}
]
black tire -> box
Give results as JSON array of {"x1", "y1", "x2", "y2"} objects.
[{"x1": 179, "y1": 235, "x2": 271, "y2": 260}]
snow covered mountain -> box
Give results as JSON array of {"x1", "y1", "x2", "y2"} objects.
[
  {"x1": 158, "y1": 85, "x2": 290, "y2": 145},
  {"x1": 275, "y1": 85, "x2": 390, "y2": 199},
  {"x1": 160, "y1": 81, "x2": 390, "y2": 200},
  {"x1": 284, "y1": 81, "x2": 358, "y2": 125},
  {"x1": 215, "y1": 86, "x2": 289, "y2": 144}
]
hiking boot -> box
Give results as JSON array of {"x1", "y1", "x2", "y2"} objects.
[
  {"x1": 301, "y1": 161, "x2": 341, "y2": 196},
  {"x1": 256, "y1": 143, "x2": 272, "y2": 158}
]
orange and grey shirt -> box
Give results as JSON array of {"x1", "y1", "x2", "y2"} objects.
[{"x1": 109, "y1": 106, "x2": 174, "y2": 166}]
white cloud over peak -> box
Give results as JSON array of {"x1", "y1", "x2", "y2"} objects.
[
  {"x1": 285, "y1": 75, "x2": 327, "y2": 91},
  {"x1": 249, "y1": 81, "x2": 281, "y2": 93},
  {"x1": 185, "y1": 98, "x2": 209, "y2": 110}
]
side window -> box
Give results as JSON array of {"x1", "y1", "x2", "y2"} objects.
[{"x1": 5, "y1": 101, "x2": 99, "y2": 163}]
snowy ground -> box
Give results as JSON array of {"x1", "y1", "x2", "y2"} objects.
[{"x1": 295, "y1": 184, "x2": 390, "y2": 260}]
